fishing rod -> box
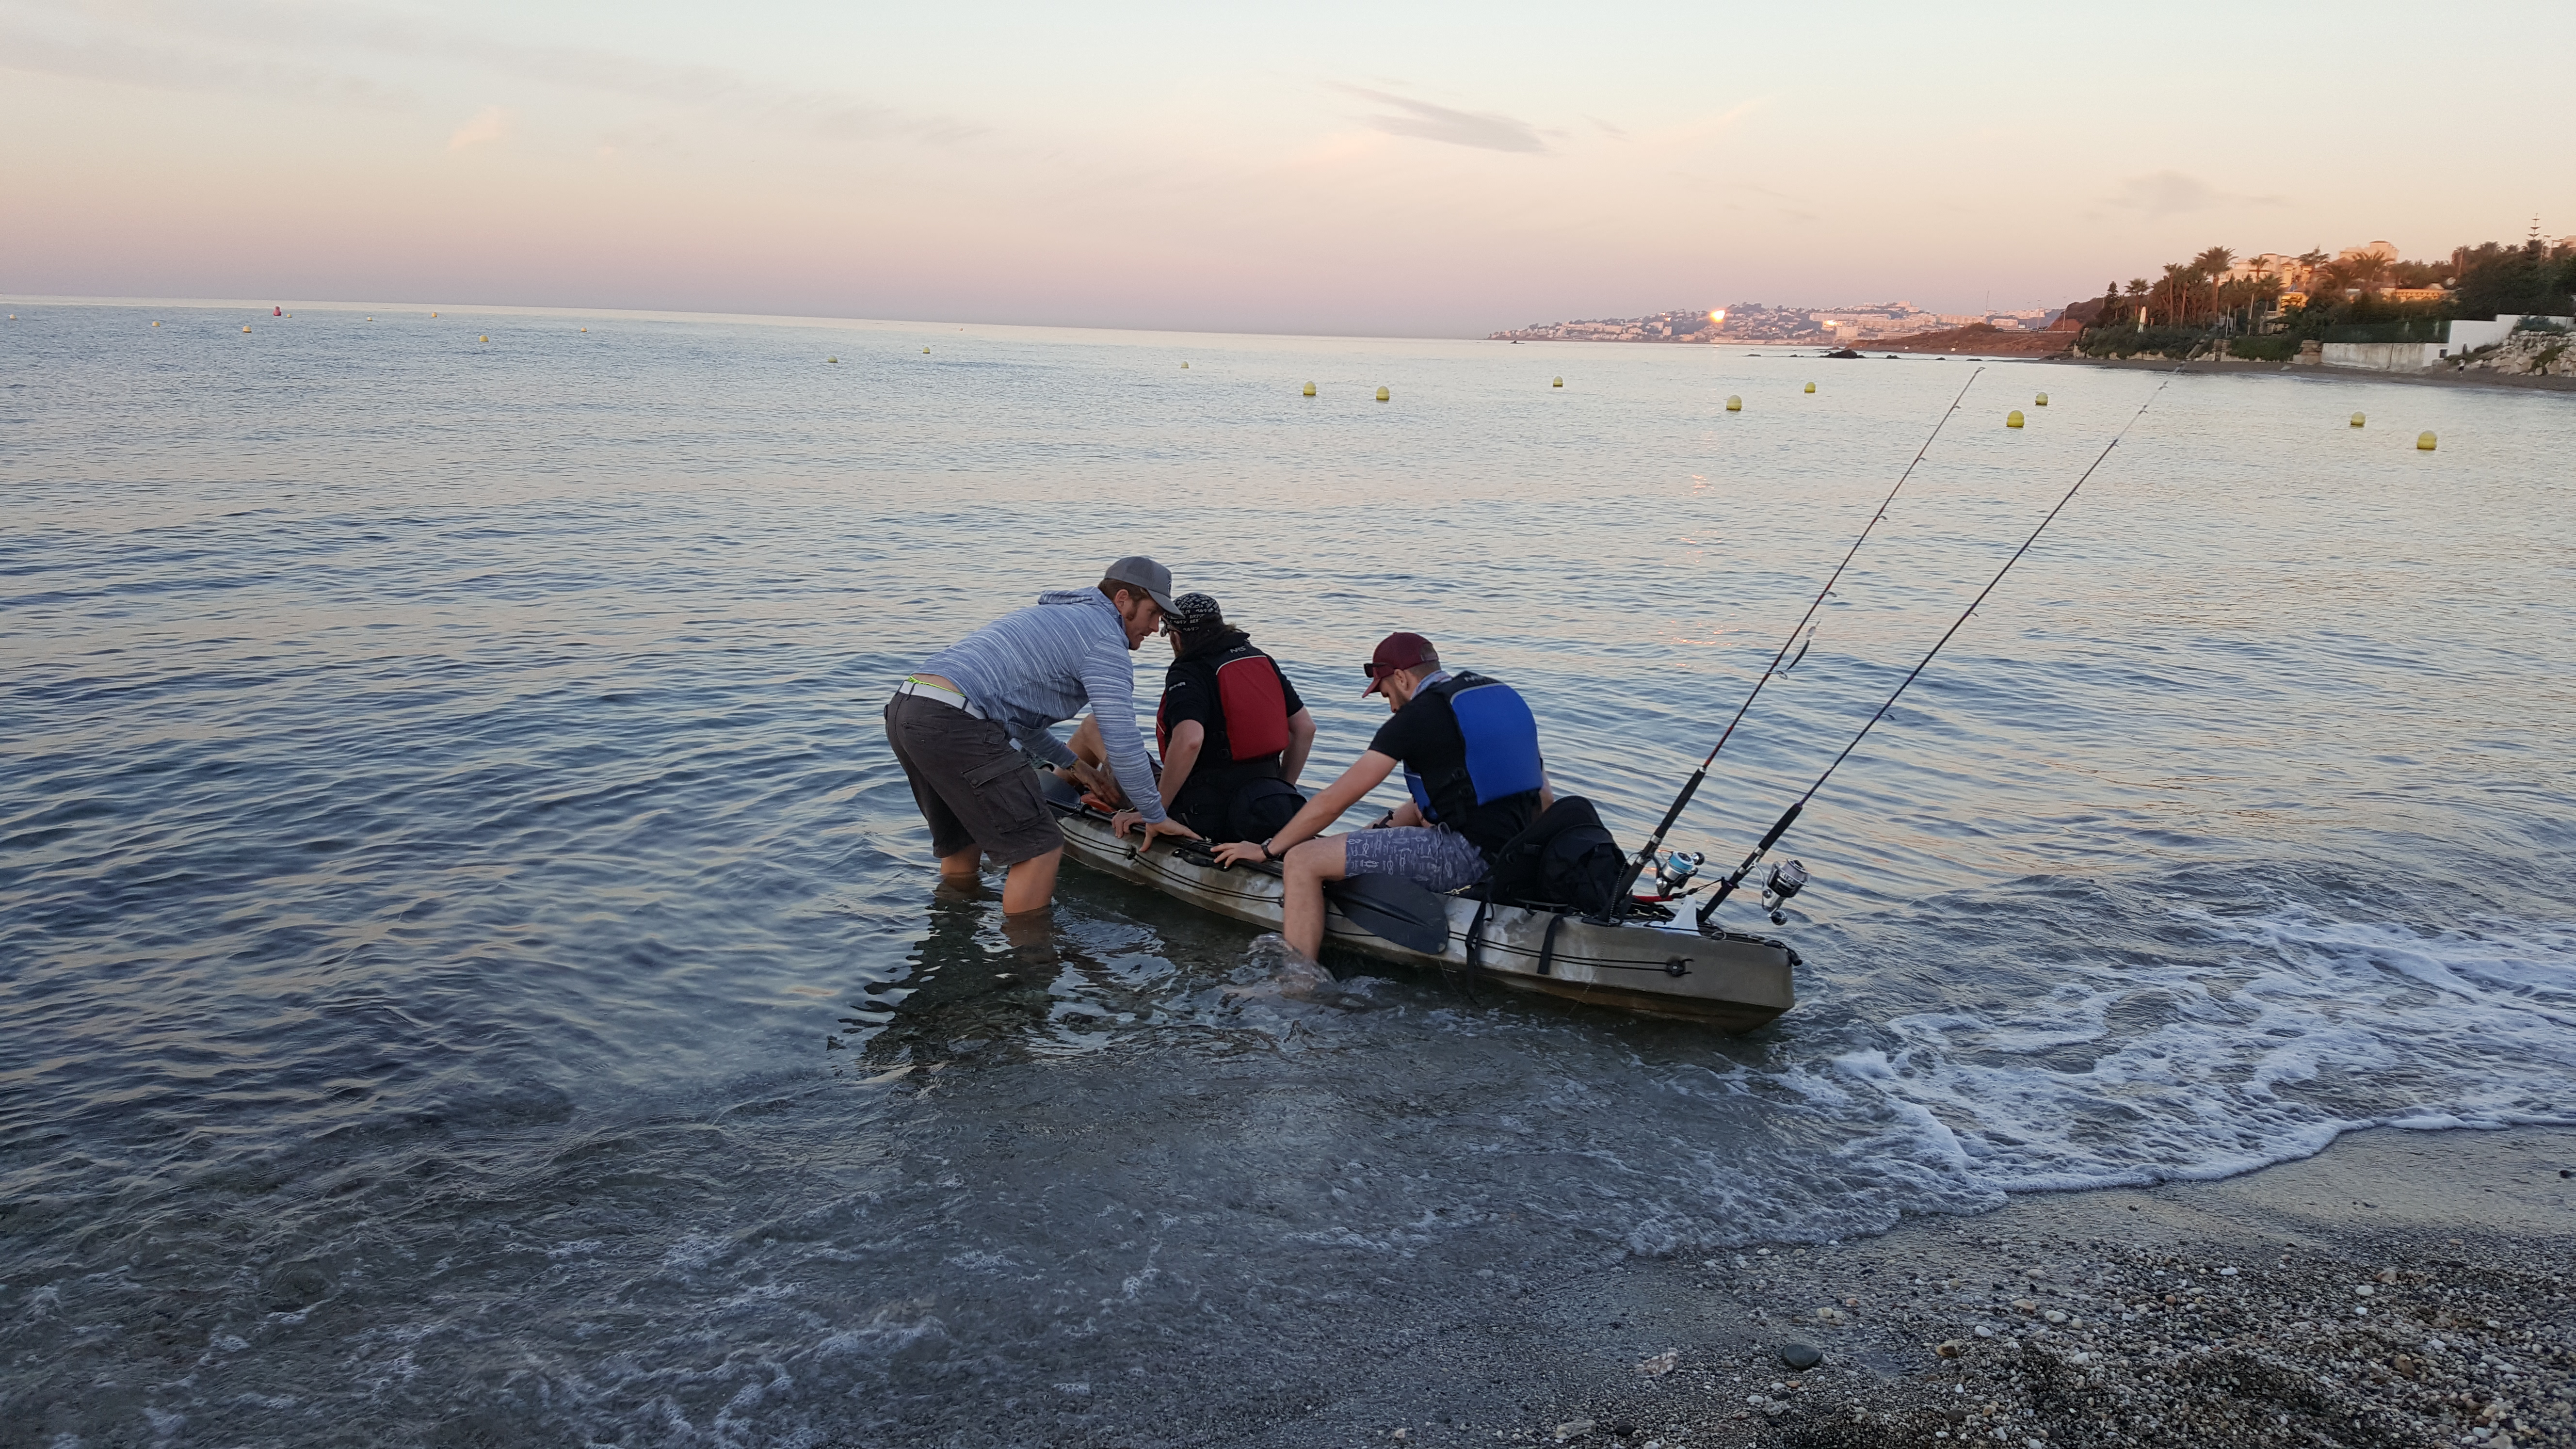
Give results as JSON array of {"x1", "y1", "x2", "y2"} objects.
[
  {"x1": 1696, "y1": 368, "x2": 2180, "y2": 930},
  {"x1": 1605, "y1": 367, "x2": 1985, "y2": 916}
]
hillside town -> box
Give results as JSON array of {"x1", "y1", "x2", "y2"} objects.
[{"x1": 1488, "y1": 302, "x2": 2060, "y2": 345}]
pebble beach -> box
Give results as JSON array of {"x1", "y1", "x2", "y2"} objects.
[{"x1": 1385, "y1": 1128, "x2": 2575, "y2": 1449}]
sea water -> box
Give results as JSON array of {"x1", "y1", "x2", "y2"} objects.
[{"x1": 4, "y1": 302, "x2": 2571, "y2": 1441}]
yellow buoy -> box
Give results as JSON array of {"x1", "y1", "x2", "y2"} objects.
[
  {"x1": 432, "y1": 312, "x2": 438, "y2": 318},
  {"x1": 1725, "y1": 395, "x2": 1742, "y2": 411},
  {"x1": 2034, "y1": 392, "x2": 2048, "y2": 406},
  {"x1": 2417, "y1": 431, "x2": 2437, "y2": 451},
  {"x1": 479, "y1": 334, "x2": 489, "y2": 342},
  {"x1": 579, "y1": 327, "x2": 586, "y2": 333},
  {"x1": 827, "y1": 356, "x2": 839, "y2": 364},
  {"x1": 1551, "y1": 376, "x2": 1563, "y2": 388},
  {"x1": 922, "y1": 347, "x2": 931, "y2": 354},
  {"x1": 1302, "y1": 382, "x2": 1316, "y2": 397},
  {"x1": 2350, "y1": 412, "x2": 2365, "y2": 428},
  {"x1": 242, "y1": 325, "x2": 251, "y2": 332},
  {"x1": 2006, "y1": 410, "x2": 2026, "y2": 428},
  {"x1": 1181, "y1": 362, "x2": 1189, "y2": 369},
  {"x1": 1804, "y1": 382, "x2": 1816, "y2": 393},
  {"x1": 1375, "y1": 386, "x2": 1391, "y2": 402},
  {"x1": 368, "y1": 316, "x2": 374, "y2": 322},
  {"x1": 152, "y1": 321, "x2": 160, "y2": 327}
]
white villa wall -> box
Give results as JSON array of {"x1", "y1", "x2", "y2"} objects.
[{"x1": 2322, "y1": 342, "x2": 2441, "y2": 371}]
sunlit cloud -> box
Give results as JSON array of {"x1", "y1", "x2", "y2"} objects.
[
  {"x1": 1334, "y1": 85, "x2": 1546, "y2": 154},
  {"x1": 448, "y1": 105, "x2": 511, "y2": 151}
]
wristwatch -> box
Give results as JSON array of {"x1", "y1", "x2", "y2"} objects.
[{"x1": 1261, "y1": 837, "x2": 1282, "y2": 862}]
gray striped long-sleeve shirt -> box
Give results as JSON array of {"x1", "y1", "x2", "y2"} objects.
[{"x1": 919, "y1": 588, "x2": 1165, "y2": 823}]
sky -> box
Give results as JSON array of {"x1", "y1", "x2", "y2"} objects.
[{"x1": 5, "y1": 0, "x2": 2572, "y2": 336}]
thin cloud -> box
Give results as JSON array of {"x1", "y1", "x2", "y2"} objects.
[
  {"x1": 8, "y1": 0, "x2": 979, "y2": 145},
  {"x1": 2111, "y1": 170, "x2": 2286, "y2": 216},
  {"x1": 1335, "y1": 84, "x2": 1546, "y2": 154},
  {"x1": 0, "y1": 18, "x2": 411, "y2": 109}
]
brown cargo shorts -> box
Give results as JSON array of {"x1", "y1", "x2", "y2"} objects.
[{"x1": 884, "y1": 691, "x2": 1064, "y2": 866}]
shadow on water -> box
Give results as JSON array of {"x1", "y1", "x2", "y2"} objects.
[{"x1": 852, "y1": 882, "x2": 1065, "y2": 1073}]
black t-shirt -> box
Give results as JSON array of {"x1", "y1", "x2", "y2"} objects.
[
  {"x1": 1160, "y1": 634, "x2": 1304, "y2": 825},
  {"x1": 1366, "y1": 676, "x2": 1542, "y2": 855}
]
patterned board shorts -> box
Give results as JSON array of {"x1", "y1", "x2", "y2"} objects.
[{"x1": 1339, "y1": 823, "x2": 1490, "y2": 893}]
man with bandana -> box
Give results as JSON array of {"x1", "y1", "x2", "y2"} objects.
[{"x1": 1067, "y1": 592, "x2": 1317, "y2": 845}]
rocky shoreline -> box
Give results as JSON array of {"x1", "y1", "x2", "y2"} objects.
[
  {"x1": 1272, "y1": 1129, "x2": 2576, "y2": 1449},
  {"x1": 2043, "y1": 354, "x2": 2576, "y2": 395}
]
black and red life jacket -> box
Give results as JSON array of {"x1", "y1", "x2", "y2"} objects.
[{"x1": 1158, "y1": 638, "x2": 1291, "y2": 764}]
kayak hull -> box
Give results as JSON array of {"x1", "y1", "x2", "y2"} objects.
[{"x1": 1045, "y1": 788, "x2": 1797, "y2": 1032}]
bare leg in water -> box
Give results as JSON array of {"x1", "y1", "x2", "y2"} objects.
[
  {"x1": 1273, "y1": 834, "x2": 1350, "y2": 962},
  {"x1": 940, "y1": 845, "x2": 1062, "y2": 916}
]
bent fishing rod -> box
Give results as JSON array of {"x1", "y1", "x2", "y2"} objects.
[
  {"x1": 1604, "y1": 367, "x2": 1985, "y2": 915},
  {"x1": 1694, "y1": 368, "x2": 2180, "y2": 930}
]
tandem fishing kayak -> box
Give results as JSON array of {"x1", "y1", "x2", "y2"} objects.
[{"x1": 1040, "y1": 773, "x2": 1798, "y2": 1032}]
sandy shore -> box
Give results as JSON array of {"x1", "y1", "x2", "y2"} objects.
[
  {"x1": 1267, "y1": 1128, "x2": 2575, "y2": 1449},
  {"x1": 2043, "y1": 354, "x2": 2576, "y2": 395}
]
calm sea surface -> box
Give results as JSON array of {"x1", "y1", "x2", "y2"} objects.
[{"x1": 4, "y1": 302, "x2": 2573, "y2": 1442}]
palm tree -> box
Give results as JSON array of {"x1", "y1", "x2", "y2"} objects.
[{"x1": 2160, "y1": 262, "x2": 2193, "y2": 324}]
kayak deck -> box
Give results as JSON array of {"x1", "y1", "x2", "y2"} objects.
[{"x1": 1041, "y1": 779, "x2": 1796, "y2": 1032}]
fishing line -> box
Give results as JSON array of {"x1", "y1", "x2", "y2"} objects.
[
  {"x1": 1604, "y1": 366, "x2": 1985, "y2": 914},
  {"x1": 1696, "y1": 367, "x2": 2181, "y2": 929}
]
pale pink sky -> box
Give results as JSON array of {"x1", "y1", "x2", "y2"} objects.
[{"x1": 5, "y1": 0, "x2": 2570, "y2": 335}]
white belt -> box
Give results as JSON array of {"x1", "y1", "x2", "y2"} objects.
[{"x1": 897, "y1": 676, "x2": 986, "y2": 720}]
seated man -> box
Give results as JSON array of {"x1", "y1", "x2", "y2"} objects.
[
  {"x1": 1067, "y1": 592, "x2": 1318, "y2": 844},
  {"x1": 1212, "y1": 631, "x2": 1551, "y2": 960}
]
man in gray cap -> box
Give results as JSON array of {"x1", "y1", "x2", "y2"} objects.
[{"x1": 886, "y1": 557, "x2": 1199, "y2": 915}]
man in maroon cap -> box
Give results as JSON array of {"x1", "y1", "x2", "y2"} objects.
[{"x1": 1214, "y1": 631, "x2": 1551, "y2": 960}]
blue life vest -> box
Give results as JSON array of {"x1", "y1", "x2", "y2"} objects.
[{"x1": 1401, "y1": 673, "x2": 1545, "y2": 826}]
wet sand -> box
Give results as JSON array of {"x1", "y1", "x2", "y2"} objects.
[{"x1": 1258, "y1": 1127, "x2": 2575, "y2": 1449}]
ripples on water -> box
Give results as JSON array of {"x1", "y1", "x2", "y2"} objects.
[{"x1": 3, "y1": 303, "x2": 2572, "y2": 1441}]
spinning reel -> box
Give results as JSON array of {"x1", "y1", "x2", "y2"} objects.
[
  {"x1": 1759, "y1": 859, "x2": 1808, "y2": 925},
  {"x1": 1652, "y1": 849, "x2": 1704, "y2": 896}
]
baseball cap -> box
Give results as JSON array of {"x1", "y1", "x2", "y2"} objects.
[
  {"x1": 1361, "y1": 631, "x2": 1436, "y2": 696},
  {"x1": 1102, "y1": 556, "x2": 1177, "y2": 614}
]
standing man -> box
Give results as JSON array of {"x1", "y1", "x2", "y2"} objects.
[
  {"x1": 1213, "y1": 631, "x2": 1550, "y2": 960},
  {"x1": 886, "y1": 557, "x2": 1200, "y2": 916}
]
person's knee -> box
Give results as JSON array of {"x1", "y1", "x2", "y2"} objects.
[{"x1": 1281, "y1": 838, "x2": 1339, "y2": 883}]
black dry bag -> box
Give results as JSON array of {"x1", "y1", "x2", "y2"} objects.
[{"x1": 1485, "y1": 796, "x2": 1624, "y2": 917}]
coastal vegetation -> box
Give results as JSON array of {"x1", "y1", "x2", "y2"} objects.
[{"x1": 2077, "y1": 237, "x2": 2576, "y2": 360}]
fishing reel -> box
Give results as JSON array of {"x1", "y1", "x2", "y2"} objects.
[
  {"x1": 1653, "y1": 849, "x2": 1704, "y2": 896},
  {"x1": 1759, "y1": 859, "x2": 1808, "y2": 925}
]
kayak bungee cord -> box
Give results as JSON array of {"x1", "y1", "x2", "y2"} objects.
[
  {"x1": 1695, "y1": 367, "x2": 2181, "y2": 931},
  {"x1": 1602, "y1": 366, "x2": 1986, "y2": 918}
]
